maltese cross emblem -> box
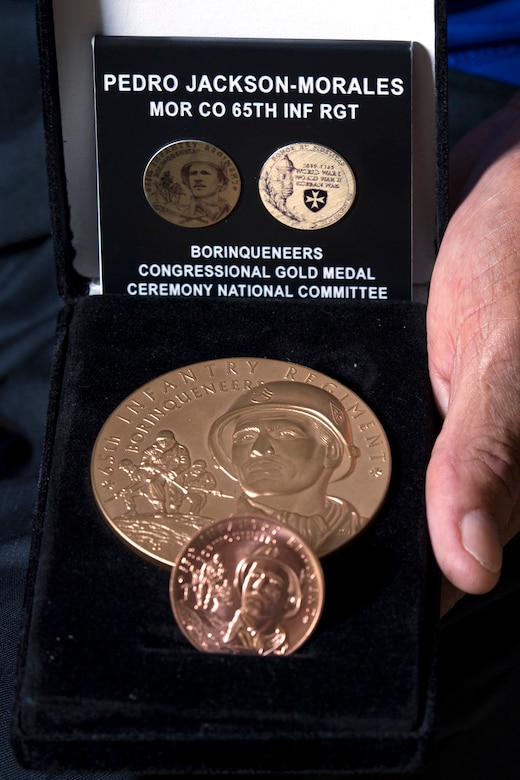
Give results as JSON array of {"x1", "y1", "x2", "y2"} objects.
[{"x1": 304, "y1": 189, "x2": 328, "y2": 212}]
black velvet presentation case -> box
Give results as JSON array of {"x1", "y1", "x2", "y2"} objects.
[{"x1": 11, "y1": 0, "x2": 447, "y2": 775}]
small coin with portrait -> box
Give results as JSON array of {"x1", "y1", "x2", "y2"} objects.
[
  {"x1": 143, "y1": 140, "x2": 241, "y2": 227},
  {"x1": 259, "y1": 142, "x2": 356, "y2": 229},
  {"x1": 170, "y1": 515, "x2": 325, "y2": 655}
]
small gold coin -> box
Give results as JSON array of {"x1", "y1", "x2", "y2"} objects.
[
  {"x1": 91, "y1": 358, "x2": 391, "y2": 567},
  {"x1": 170, "y1": 515, "x2": 325, "y2": 655},
  {"x1": 143, "y1": 140, "x2": 241, "y2": 227},
  {"x1": 259, "y1": 142, "x2": 356, "y2": 230}
]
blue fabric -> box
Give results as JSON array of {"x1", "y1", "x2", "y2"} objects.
[{"x1": 448, "y1": 0, "x2": 520, "y2": 86}]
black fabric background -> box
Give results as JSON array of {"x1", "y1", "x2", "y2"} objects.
[{"x1": 9, "y1": 295, "x2": 437, "y2": 775}]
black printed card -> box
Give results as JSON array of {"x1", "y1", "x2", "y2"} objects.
[{"x1": 93, "y1": 37, "x2": 413, "y2": 301}]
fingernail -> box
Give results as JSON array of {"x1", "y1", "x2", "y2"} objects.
[{"x1": 461, "y1": 510, "x2": 502, "y2": 573}]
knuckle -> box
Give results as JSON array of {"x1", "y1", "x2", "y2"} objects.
[{"x1": 462, "y1": 432, "x2": 520, "y2": 509}]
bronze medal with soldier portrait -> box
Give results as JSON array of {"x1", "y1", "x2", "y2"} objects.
[
  {"x1": 91, "y1": 358, "x2": 391, "y2": 567},
  {"x1": 170, "y1": 516, "x2": 325, "y2": 656},
  {"x1": 143, "y1": 139, "x2": 241, "y2": 227}
]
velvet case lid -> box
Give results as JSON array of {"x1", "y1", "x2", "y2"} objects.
[{"x1": 10, "y1": 0, "x2": 446, "y2": 774}]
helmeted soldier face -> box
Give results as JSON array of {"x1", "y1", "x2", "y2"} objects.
[
  {"x1": 240, "y1": 560, "x2": 290, "y2": 623},
  {"x1": 231, "y1": 411, "x2": 336, "y2": 497}
]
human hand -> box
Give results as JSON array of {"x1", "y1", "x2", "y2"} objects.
[{"x1": 426, "y1": 93, "x2": 520, "y2": 614}]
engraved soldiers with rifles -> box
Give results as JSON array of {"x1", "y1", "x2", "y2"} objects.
[{"x1": 138, "y1": 429, "x2": 191, "y2": 516}]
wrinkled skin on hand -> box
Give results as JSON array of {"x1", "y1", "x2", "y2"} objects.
[{"x1": 427, "y1": 94, "x2": 520, "y2": 614}]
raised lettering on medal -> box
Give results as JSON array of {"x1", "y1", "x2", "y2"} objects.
[{"x1": 91, "y1": 358, "x2": 391, "y2": 568}]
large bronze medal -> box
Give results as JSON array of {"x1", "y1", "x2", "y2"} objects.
[{"x1": 91, "y1": 358, "x2": 391, "y2": 567}]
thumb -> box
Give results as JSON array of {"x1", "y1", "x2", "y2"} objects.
[
  {"x1": 426, "y1": 347, "x2": 520, "y2": 597},
  {"x1": 426, "y1": 103, "x2": 520, "y2": 606}
]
